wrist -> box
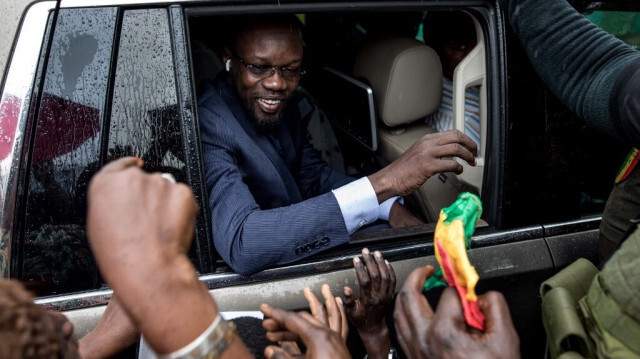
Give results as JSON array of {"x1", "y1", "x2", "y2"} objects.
[
  {"x1": 108, "y1": 255, "x2": 204, "y2": 322},
  {"x1": 367, "y1": 172, "x2": 396, "y2": 203},
  {"x1": 156, "y1": 314, "x2": 235, "y2": 359},
  {"x1": 96, "y1": 244, "x2": 179, "y2": 289},
  {"x1": 357, "y1": 321, "x2": 388, "y2": 336},
  {"x1": 127, "y1": 257, "x2": 219, "y2": 354},
  {"x1": 379, "y1": 197, "x2": 402, "y2": 221},
  {"x1": 358, "y1": 324, "x2": 390, "y2": 359},
  {"x1": 78, "y1": 333, "x2": 99, "y2": 359}
]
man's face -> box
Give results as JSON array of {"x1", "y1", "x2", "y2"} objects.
[
  {"x1": 225, "y1": 23, "x2": 303, "y2": 131},
  {"x1": 441, "y1": 38, "x2": 476, "y2": 79}
]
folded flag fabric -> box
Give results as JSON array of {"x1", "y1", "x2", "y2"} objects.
[{"x1": 424, "y1": 192, "x2": 485, "y2": 330}]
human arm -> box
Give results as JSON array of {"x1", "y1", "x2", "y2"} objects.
[
  {"x1": 393, "y1": 265, "x2": 520, "y2": 359},
  {"x1": 198, "y1": 98, "x2": 354, "y2": 275},
  {"x1": 343, "y1": 249, "x2": 396, "y2": 359},
  {"x1": 86, "y1": 157, "x2": 252, "y2": 358},
  {"x1": 199, "y1": 89, "x2": 465, "y2": 275},
  {"x1": 296, "y1": 111, "x2": 420, "y2": 228},
  {"x1": 499, "y1": 0, "x2": 640, "y2": 147},
  {"x1": 203, "y1": 141, "x2": 351, "y2": 275},
  {"x1": 77, "y1": 295, "x2": 138, "y2": 359}
]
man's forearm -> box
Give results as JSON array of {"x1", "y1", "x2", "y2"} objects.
[
  {"x1": 359, "y1": 325, "x2": 391, "y2": 359},
  {"x1": 105, "y1": 255, "x2": 217, "y2": 354},
  {"x1": 213, "y1": 192, "x2": 350, "y2": 275}
]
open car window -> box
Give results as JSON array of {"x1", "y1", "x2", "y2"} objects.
[
  {"x1": 187, "y1": 9, "x2": 495, "y2": 275},
  {"x1": 189, "y1": 10, "x2": 489, "y2": 220}
]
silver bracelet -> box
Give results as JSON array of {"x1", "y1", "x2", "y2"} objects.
[{"x1": 158, "y1": 314, "x2": 236, "y2": 359}]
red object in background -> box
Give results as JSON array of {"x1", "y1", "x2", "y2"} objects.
[
  {"x1": 32, "y1": 93, "x2": 100, "y2": 164},
  {"x1": 0, "y1": 93, "x2": 100, "y2": 163},
  {"x1": 0, "y1": 95, "x2": 21, "y2": 161}
]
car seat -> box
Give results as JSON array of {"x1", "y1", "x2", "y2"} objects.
[{"x1": 354, "y1": 36, "x2": 477, "y2": 222}]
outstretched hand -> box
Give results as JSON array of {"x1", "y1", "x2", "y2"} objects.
[
  {"x1": 260, "y1": 302, "x2": 351, "y2": 359},
  {"x1": 368, "y1": 130, "x2": 477, "y2": 202},
  {"x1": 394, "y1": 266, "x2": 520, "y2": 359},
  {"x1": 343, "y1": 248, "x2": 396, "y2": 359},
  {"x1": 262, "y1": 284, "x2": 348, "y2": 346}
]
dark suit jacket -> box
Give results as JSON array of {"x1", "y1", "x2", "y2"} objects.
[{"x1": 198, "y1": 77, "x2": 354, "y2": 275}]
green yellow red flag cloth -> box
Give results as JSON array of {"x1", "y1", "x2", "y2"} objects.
[
  {"x1": 615, "y1": 148, "x2": 640, "y2": 184},
  {"x1": 423, "y1": 192, "x2": 485, "y2": 330}
]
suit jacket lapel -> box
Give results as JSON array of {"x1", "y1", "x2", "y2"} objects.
[{"x1": 216, "y1": 78, "x2": 303, "y2": 204}]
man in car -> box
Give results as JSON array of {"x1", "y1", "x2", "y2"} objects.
[
  {"x1": 423, "y1": 11, "x2": 481, "y2": 149},
  {"x1": 197, "y1": 15, "x2": 478, "y2": 275}
]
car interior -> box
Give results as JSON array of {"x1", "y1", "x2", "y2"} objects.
[{"x1": 188, "y1": 10, "x2": 489, "y2": 225}]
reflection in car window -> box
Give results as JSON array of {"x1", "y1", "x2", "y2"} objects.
[
  {"x1": 22, "y1": 8, "x2": 117, "y2": 296},
  {"x1": 109, "y1": 9, "x2": 185, "y2": 179}
]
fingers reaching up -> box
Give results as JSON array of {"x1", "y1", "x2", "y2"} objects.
[
  {"x1": 261, "y1": 283, "x2": 349, "y2": 359},
  {"x1": 260, "y1": 304, "x2": 351, "y2": 359},
  {"x1": 344, "y1": 248, "x2": 396, "y2": 359},
  {"x1": 394, "y1": 265, "x2": 521, "y2": 359}
]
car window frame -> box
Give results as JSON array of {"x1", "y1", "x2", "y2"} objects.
[
  {"x1": 2, "y1": 1, "x2": 58, "y2": 281},
  {"x1": 185, "y1": 2, "x2": 504, "y2": 270}
]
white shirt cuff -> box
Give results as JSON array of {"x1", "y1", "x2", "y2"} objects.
[
  {"x1": 378, "y1": 196, "x2": 403, "y2": 221},
  {"x1": 332, "y1": 177, "x2": 380, "y2": 234}
]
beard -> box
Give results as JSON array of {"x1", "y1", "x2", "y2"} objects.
[
  {"x1": 247, "y1": 107, "x2": 283, "y2": 133},
  {"x1": 242, "y1": 92, "x2": 291, "y2": 133}
]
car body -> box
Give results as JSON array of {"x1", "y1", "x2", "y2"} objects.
[{"x1": 0, "y1": 0, "x2": 636, "y2": 357}]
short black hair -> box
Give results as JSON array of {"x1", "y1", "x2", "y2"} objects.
[
  {"x1": 225, "y1": 14, "x2": 303, "y2": 52},
  {"x1": 423, "y1": 11, "x2": 476, "y2": 48}
]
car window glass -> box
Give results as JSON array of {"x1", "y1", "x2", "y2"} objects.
[
  {"x1": 21, "y1": 7, "x2": 117, "y2": 296},
  {"x1": 109, "y1": 8, "x2": 184, "y2": 179}
]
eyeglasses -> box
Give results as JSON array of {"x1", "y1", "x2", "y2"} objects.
[{"x1": 233, "y1": 53, "x2": 306, "y2": 81}]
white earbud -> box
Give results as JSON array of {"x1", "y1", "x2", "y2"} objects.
[{"x1": 225, "y1": 59, "x2": 231, "y2": 72}]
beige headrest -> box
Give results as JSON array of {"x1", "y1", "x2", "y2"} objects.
[{"x1": 354, "y1": 37, "x2": 442, "y2": 127}]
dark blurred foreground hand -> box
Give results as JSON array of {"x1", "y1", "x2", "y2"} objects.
[
  {"x1": 344, "y1": 248, "x2": 396, "y2": 359},
  {"x1": 394, "y1": 265, "x2": 520, "y2": 359},
  {"x1": 262, "y1": 283, "x2": 348, "y2": 358},
  {"x1": 261, "y1": 302, "x2": 351, "y2": 359}
]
